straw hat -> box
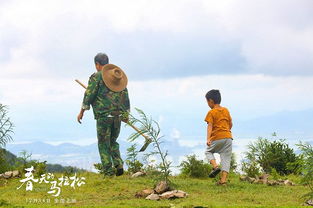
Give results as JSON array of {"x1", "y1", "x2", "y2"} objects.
[{"x1": 102, "y1": 64, "x2": 128, "y2": 92}]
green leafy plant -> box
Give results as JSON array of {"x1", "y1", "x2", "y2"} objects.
[
  {"x1": 179, "y1": 154, "x2": 211, "y2": 178},
  {"x1": 244, "y1": 136, "x2": 299, "y2": 175},
  {"x1": 0, "y1": 104, "x2": 14, "y2": 173},
  {"x1": 230, "y1": 153, "x2": 238, "y2": 172},
  {"x1": 141, "y1": 153, "x2": 162, "y2": 176},
  {"x1": 0, "y1": 149, "x2": 10, "y2": 173},
  {"x1": 296, "y1": 142, "x2": 313, "y2": 200},
  {"x1": 241, "y1": 160, "x2": 262, "y2": 178},
  {"x1": 93, "y1": 163, "x2": 105, "y2": 175},
  {"x1": 0, "y1": 104, "x2": 14, "y2": 148},
  {"x1": 127, "y1": 108, "x2": 171, "y2": 183},
  {"x1": 14, "y1": 150, "x2": 47, "y2": 177},
  {"x1": 125, "y1": 144, "x2": 143, "y2": 174}
]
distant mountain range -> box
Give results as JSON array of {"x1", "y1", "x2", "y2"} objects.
[
  {"x1": 4, "y1": 108, "x2": 313, "y2": 173},
  {"x1": 0, "y1": 147, "x2": 84, "y2": 173},
  {"x1": 5, "y1": 139, "x2": 193, "y2": 173}
]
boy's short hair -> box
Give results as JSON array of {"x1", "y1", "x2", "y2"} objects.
[
  {"x1": 94, "y1": 53, "x2": 109, "y2": 65},
  {"x1": 205, "y1": 89, "x2": 221, "y2": 104}
]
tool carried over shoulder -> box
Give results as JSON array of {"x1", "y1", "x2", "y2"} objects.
[{"x1": 75, "y1": 79, "x2": 152, "y2": 152}]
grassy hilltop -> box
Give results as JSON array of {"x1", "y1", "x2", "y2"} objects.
[{"x1": 0, "y1": 172, "x2": 308, "y2": 208}]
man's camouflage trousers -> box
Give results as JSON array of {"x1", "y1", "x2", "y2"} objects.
[{"x1": 96, "y1": 116, "x2": 123, "y2": 176}]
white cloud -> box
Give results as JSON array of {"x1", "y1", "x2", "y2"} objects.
[
  {"x1": 1, "y1": 0, "x2": 312, "y2": 80},
  {"x1": 2, "y1": 74, "x2": 313, "y2": 121},
  {"x1": 170, "y1": 128, "x2": 181, "y2": 139},
  {"x1": 202, "y1": 0, "x2": 313, "y2": 75}
]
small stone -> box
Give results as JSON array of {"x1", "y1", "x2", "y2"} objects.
[
  {"x1": 253, "y1": 179, "x2": 264, "y2": 184},
  {"x1": 174, "y1": 190, "x2": 188, "y2": 198},
  {"x1": 160, "y1": 190, "x2": 188, "y2": 199},
  {"x1": 12, "y1": 170, "x2": 20, "y2": 178},
  {"x1": 259, "y1": 174, "x2": 269, "y2": 180},
  {"x1": 283, "y1": 180, "x2": 295, "y2": 186},
  {"x1": 160, "y1": 190, "x2": 176, "y2": 199},
  {"x1": 305, "y1": 199, "x2": 313, "y2": 206},
  {"x1": 135, "y1": 189, "x2": 155, "y2": 198},
  {"x1": 267, "y1": 180, "x2": 280, "y2": 186},
  {"x1": 131, "y1": 171, "x2": 146, "y2": 178},
  {"x1": 154, "y1": 181, "x2": 169, "y2": 194},
  {"x1": 247, "y1": 177, "x2": 256, "y2": 183},
  {"x1": 3, "y1": 171, "x2": 13, "y2": 179},
  {"x1": 146, "y1": 193, "x2": 160, "y2": 201},
  {"x1": 259, "y1": 174, "x2": 269, "y2": 183}
]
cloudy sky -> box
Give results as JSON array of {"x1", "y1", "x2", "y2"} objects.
[{"x1": 1, "y1": 0, "x2": 313, "y2": 168}]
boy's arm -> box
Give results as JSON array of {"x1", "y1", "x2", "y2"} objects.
[
  {"x1": 207, "y1": 123, "x2": 213, "y2": 146},
  {"x1": 229, "y1": 120, "x2": 233, "y2": 129}
]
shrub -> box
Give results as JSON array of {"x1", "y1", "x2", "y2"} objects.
[
  {"x1": 0, "y1": 149, "x2": 11, "y2": 173},
  {"x1": 244, "y1": 137, "x2": 299, "y2": 175},
  {"x1": 0, "y1": 104, "x2": 14, "y2": 148},
  {"x1": 14, "y1": 150, "x2": 47, "y2": 177},
  {"x1": 127, "y1": 108, "x2": 171, "y2": 183},
  {"x1": 0, "y1": 104, "x2": 14, "y2": 173},
  {"x1": 297, "y1": 142, "x2": 313, "y2": 200},
  {"x1": 125, "y1": 144, "x2": 143, "y2": 174},
  {"x1": 142, "y1": 154, "x2": 162, "y2": 176},
  {"x1": 179, "y1": 154, "x2": 211, "y2": 178},
  {"x1": 93, "y1": 163, "x2": 104, "y2": 175},
  {"x1": 230, "y1": 153, "x2": 238, "y2": 172},
  {"x1": 241, "y1": 160, "x2": 262, "y2": 178}
]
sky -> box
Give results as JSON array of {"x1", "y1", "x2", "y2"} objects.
[{"x1": 1, "y1": 0, "x2": 313, "y2": 169}]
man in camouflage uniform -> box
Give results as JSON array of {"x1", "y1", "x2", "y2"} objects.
[{"x1": 77, "y1": 53, "x2": 130, "y2": 176}]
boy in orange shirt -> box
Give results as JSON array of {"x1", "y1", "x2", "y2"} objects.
[{"x1": 204, "y1": 89, "x2": 233, "y2": 185}]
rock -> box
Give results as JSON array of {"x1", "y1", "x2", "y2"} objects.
[
  {"x1": 247, "y1": 177, "x2": 256, "y2": 183},
  {"x1": 259, "y1": 174, "x2": 269, "y2": 180},
  {"x1": 283, "y1": 180, "x2": 295, "y2": 186},
  {"x1": 146, "y1": 193, "x2": 160, "y2": 201},
  {"x1": 174, "y1": 190, "x2": 188, "y2": 198},
  {"x1": 135, "y1": 189, "x2": 155, "y2": 198},
  {"x1": 253, "y1": 179, "x2": 264, "y2": 184},
  {"x1": 154, "y1": 181, "x2": 169, "y2": 194},
  {"x1": 12, "y1": 170, "x2": 20, "y2": 178},
  {"x1": 240, "y1": 176, "x2": 248, "y2": 181},
  {"x1": 267, "y1": 180, "x2": 280, "y2": 186},
  {"x1": 3, "y1": 171, "x2": 13, "y2": 179},
  {"x1": 305, "y1": 199, "x2": 313, "y2": 206},
  {"x1": 131, "y1": 171, "x2": 146, "y2": 178},
  {"x1": 259, "y1": 174, "x2": 269, "y2": 184},
  {"x1": 160, "y1": 190, "x2": 188, "y2": 199}
]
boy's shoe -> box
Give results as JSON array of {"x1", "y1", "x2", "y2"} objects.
[
  {"x1": 116, "y1": 168, "x2": 124, "y2": 176},
  {"x1": 209, "y1": 167, "x2": 221, "y2": 178}
]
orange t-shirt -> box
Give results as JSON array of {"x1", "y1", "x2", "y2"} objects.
[{"x1": 204, "y1": 107, "x2": 232, "y2": 141}]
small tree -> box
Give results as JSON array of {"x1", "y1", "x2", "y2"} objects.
[
  {"x1": 127, "y1": 108, "x2": 171, "y2": 183},
  {"x1": 14, "y1": 150, "x2": 47, "y2": 177},
  {"x1": 179, "y1": 154, "x2": 211, "y2": 178},
  {"x1": 126, "y1": 144, "x2": 143, "y2": 174},
  {"x1": 0, "y1": 104, "x2": 14, "y2": 148},
  {"x1": 244, "y1": 137, "x2": 298, "y2": 175},
  {"x1": 297, "y1": 142, "x2": 313, "y2": 201},
  {"x1": 0, "y1": 104, "x2": 14, "y2": 173}
]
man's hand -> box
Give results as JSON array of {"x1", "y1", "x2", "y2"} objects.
[
  {"x1": 122, "y1": 117, "x2": 129, "y2": 123},
  {"x1": 77, "y1": 109, "x2": 85, "y2": 124},
  {"x1": 207, "y1": 139, "x2": 212, "y2": 146},
  {"x1": 121, "y1": 112, "x2": 129, "y2": 123}
]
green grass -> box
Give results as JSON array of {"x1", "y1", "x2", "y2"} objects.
[{"x1": 0, "y1": 172, "x2": 309, "y2": 207}]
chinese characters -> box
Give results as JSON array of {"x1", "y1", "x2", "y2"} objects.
[{"x1": 17, "y1": 166, "x2": 86, "y2": 197}]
